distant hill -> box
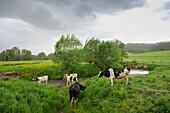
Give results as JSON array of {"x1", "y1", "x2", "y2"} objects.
[
  {"x1": 130, "y1": 50, "x2": 170, "y2": 57},
  {"x1": 125, "y1": 41, "x2": 170, "y2": 53}
]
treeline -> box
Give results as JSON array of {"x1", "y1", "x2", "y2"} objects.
[
  {"x1": 0, "y1": 47, "x2": 53, "y2": 61},
  {"x1": 125, "y1": 41, "x2": 170, "y2": 53},
  {"x1": 53, "y1": 35, "x2": 127, "y2": 72}
]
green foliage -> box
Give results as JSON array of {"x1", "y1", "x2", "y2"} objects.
[
  {"x1": 95, "y1": 40, "x2": 122, "y2": 70},
  {"x1": 21, "y1": 49, "x2": 32, "y2": 60},
  {"x1": 115, "y1": 39, "x2": 128, "y2": 59},
  {"x1": 84, "y1": 37, "x2": 100, "y2": 66},
  {"x1": 37, "y1": 52, "x2": 48, "y2": 60},
  {"x1": 0, "y1": 79, "x2": 63, "y2": 113},
  {"x1": 53, "y1": 34, "x2": 83, "y2": 73},
  {"x1": 0, "y1": 47, "x2": 52, "y2": 61},
  {"x1": 125, "y1": 41, "x2": 170, "y2": 53}
]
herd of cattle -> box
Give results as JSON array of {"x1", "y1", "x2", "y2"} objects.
[{"x1": 32, "y1": 67, "x2": 131, "y2": 108}]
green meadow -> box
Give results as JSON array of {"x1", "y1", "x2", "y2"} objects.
[
  {"x1": 59, "y1": 50, "x2": 170, "y2": 112},
  {"x1": 125, "y1": 50, "x2": 170, "y2": 64},
  {"x1": 0, "y1": 50, "x2": 170, "y2": 113}
]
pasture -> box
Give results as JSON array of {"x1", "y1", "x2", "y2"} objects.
[
  {"x1": 125, "y1": 50, "x2": 170, "y2": 65},
  {"x1": 0, "y1": 50, "x2": 170, "y2": 113}
]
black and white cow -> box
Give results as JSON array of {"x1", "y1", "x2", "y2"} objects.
[
  {"x1": 98, "y1": 67, "x2": 130, "y2": 86},
  {"x1": 63, "y1": 73, "x2": 78, "y2": 86},
  {"x1": 70, "y1": 73, "x2": 78, "y2": 84},
  {"x1": 32, "y1": 76, "x2": 48, "y2": 84},
  {"x1": 69, "y1": 82, "x2": 86, "y2": 108},
  {"x1": 63, "y1": 74, "x2": 73, "y2": 86}
]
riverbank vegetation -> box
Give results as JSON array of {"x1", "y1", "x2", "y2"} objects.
[{"x1": 0, "y1": 79, "x2": 62, "y2": 113}]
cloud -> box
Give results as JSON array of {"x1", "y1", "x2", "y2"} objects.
[
  {"x1": 162, "y1": 1, "x2": 170, "y2": 21},
  {"x1": 0, "y1": 0, "x2": 145, "y2": 31}
]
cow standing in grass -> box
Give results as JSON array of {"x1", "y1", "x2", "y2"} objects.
[
  {"x1": 70, "y1": 73, "x2": 78, "y2": 84},
  {"x1": 32, "y1": 76, "x2": 48, "y2": 84},
  {"x1": 98, "y1": 67, "x2": 130, "y2": 86},
  {"x1": 63, "y1": 73, "x2": 78, "y2": 86},
  {"x1": 63, "y1": 74, "x2": 73, "y2": 86},
  {"x1": 69, "y1": 82, "x2": 86, "y2": 108}
]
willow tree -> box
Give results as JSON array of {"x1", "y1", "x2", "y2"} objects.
[
  {"x1": 95, "y1": 41, "x2": 122, "y2": 71},
  {"x1": 84, "y1": 37, "x2": 100, "y2": 67},
  {"x1": 53, "y1": 34, "x2": 82, "y2": 73}
]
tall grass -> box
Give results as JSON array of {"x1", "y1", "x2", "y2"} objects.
[
  {"x1": 58, "y1": 50, "x2": 170, "y2": 113},
  {"x1": 59, "y1": 71, "x2": 170, "y2": 113},
  {"x1": 0, "y1": 79, "x2": 63, "y2": 113}
]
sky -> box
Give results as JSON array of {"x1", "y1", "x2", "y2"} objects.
[{"x1": 0, "y1": 0, "x2": 170, "y2": 55}]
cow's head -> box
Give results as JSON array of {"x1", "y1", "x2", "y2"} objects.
[
  {"x1": 63, "y1": 74, "x2": 68, "y2": 80},
  {"x1": 98, "y1": 71, "x2": 104, "y2": 77},
  {"x1": 32, "y1": 77, "x2": 39, "y2": 81},
  {"x1": 81, "y1": 85, "x2": 86, "y2": 91},
  {"x1": 124, "y1": 67, "x2": 130, "y2": 73}
]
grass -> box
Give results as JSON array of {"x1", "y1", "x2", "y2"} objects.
[
  {"x1": 0, "y1": 79, "x2": 63, "y2": 113},
  {"x1": 0, "y1": 50, "x2": 170, "y2": 113},
  {"x1": 0, "y1": 60, "x2": 57, "y2": 72},
  {"x1": 58, "y1": 50, "x2": 170, "y2": 112},
  {"x1": 0, "y1": 60, "x2": 100, "y2": 80},
  {"x1": 58, "y1": 69, "x2": 170, "y2": 113},
  {"x1": 124, "y1": 50, "x2": 170, "y2": 64}
]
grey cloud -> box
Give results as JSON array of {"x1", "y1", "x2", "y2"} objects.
[
  {"x1": 162, "y1": 1, "x2": 170, "y2": 21},
  {"x1": 164, "y1": 1, "x2": 170, "y2": 10},
  {"x1": 0, "y1": 0, "x2": 145, "y2": 30}
]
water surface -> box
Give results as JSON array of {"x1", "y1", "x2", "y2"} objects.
[{"x1": 46, "y1": 69, "x2": 149, "y2": 87}]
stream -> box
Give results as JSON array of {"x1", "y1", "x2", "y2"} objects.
[{"x1": 46, "y1": 69, "x2": 150, "y2": 87}]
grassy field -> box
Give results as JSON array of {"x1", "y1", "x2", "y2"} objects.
[
  {"x1": 0, "y1": 79, "x2": 62, "y2": 113},
  {"x1": 0, "y1": 60, "x2": 57, "y2": 72},
  {"x1": 58, "y1": 50, "x2": 170, "y2": 112},
  {"x1": 0, "y1": 60, "x2": 100, "y2": 80},
  {"x1": 0, "y1": 50, "x2": 170, "y2": 113},
  {"x1": 125, "y1": 50, "x2": 170, "y2": 64}
]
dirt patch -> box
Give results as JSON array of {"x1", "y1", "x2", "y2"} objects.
[{"x1": 0, "y1": 71, "x2": 40, "y2": 81}]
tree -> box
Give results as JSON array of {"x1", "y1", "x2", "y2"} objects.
[
  {"x1": 48, "y1": 53, "x2": 54, "y2": 60},
  {"x1": 53, "y1": 34, "x2": 83, "y2": 73},
  {"x1": 95, "y1": 41, "x2": 122, "y2": 70},
  {"x1": 12, "y1": 47, "x2": 21, "y2": 61},
  {"x1": 84, "y1": 37, "x2": 100, "y2": 67},
  {"x1": 37, "y1": 52, "x2": 47, "y2": 60},
  {"x1": 6, "y1": 49, "x2": 15, "y2": 61},
  {"x1": 0, "y1": 51, "x2": 6, "y2": 61},
  {"x1": 115, "y1": 39, "x2": 128, "y2": 59},
  {"x1": 21, "y1": 49, "x2": 32, "y2": 60}
]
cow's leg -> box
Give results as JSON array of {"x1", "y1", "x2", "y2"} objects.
[
  {"x1": 67, "y1": 81, "x2": 68, "y2": 86},
  {"x1": 69, "y1": 91, "x2": 73, "y2": 108},
  {"x1": 74, "y1": 100, "x2": 76, "y2": 106},
  {"x1": 38, "y1": 81, "x2": 41, "y2": 84},
  {"x1": 126, "y1": 76, "x2": 129, "y2": 85},
  {"x1": 76, "y1": 93, "x2": 79, "y2": 100},
  {"x1": 111, "y1": 77, "x2": 113, "y2": 86},
  {"x1": 70, "y1": 100, "x2": 73, "y2": 108}
]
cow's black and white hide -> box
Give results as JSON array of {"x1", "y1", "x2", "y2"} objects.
[
  {"x1": 32, "y1": 76, "x2": 48, "y2": 84},
  {"x1": 98, "y1": 67, "x2": 130, "y2": 86},
  {"x1": 70, "y1": 73, "x2": 78, "y2": 84},
  {"x1": 69, "y1": 82, "x2": 86, "y2": 108},
  {"x1": 63, "y1": 74, "x2": 73, "y2": 86}
]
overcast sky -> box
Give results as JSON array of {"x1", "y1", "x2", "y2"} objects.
[{"x1": 0, "y1": 0, "x2": 170, "y2": 55}]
